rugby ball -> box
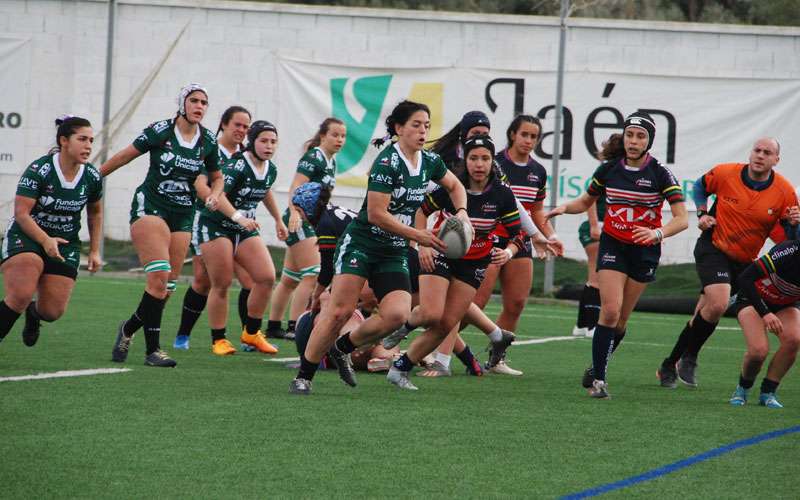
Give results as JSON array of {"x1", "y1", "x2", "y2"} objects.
[{"x1": 438, "y1": 216, "x2": 473, "y2": 259}]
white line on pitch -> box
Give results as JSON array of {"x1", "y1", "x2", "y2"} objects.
[
  {"x1": 513, "y1": 336, "x2": 581, "y2": 346},
  {"x1": 264, "y1": 357, "x2": 300, "y2": 363},
  {"x1": 0, "y1": 368, "x2": 131, "y2": 383}
]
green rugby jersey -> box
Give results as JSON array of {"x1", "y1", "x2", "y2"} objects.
[
  {"x1": 296, "y1": 146, "x2": 336, "y2": 189},
  {"x1": 12, "y1": 153, "x2": 102, "y2": 242},
  {"x1": 201, "y1": 151, "x2": 277, "y2": 231},
  {"x1": 349, "y1": 144, "x2": 447, "y2": 249},
  {"x1": 132, "y1": 118, "x2": 220, "y2": 213}
]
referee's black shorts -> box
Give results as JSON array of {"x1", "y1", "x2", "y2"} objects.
[{"x1": 693, "y1": 231, "x2": 750, "y2": 295}]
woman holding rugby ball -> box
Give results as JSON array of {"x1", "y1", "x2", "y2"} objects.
[{"x1": 289, "y1": 100, "x2": 469, "y2": 395}]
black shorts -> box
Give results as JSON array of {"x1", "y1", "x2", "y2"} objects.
[
  {"x1": 596, "y1": 232, "x2": 660, "y2": 283},
  {"x1": 694, "y1": 232, "x2": 749, "y2": 294},
  {"x1": 497, "y1": 235, "x2": 531, "y2": 259},
  {"x1": 407, "y1": 246, "x2": 420, "y2": 294},
  {"x1": 420, "y1": 253, "x2": 489, "y2": 290},
  {"x1": 368, "y1": 272, "x2": 411, "y2": 302},
  {"x1": 729, "y1": 294, "x2": 800, "y2": 316}
]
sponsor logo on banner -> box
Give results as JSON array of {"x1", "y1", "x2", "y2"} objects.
[{"x1": 278, "y1": 58, "x2": 800, "y2": 202}]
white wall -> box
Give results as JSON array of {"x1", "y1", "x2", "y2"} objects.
[{"x1": 1, "y1": 0, "x2": 798, "y2": 262}]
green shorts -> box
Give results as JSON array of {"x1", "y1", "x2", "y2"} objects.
[
  {"x1": 334, "y1": 231, "x2": 409, "y2": 281},
  {"x1": 189, "y1": 211, "x2": 202, "y2": 256},
  {"x1": 1, "y1": 225, "x2": 80, "y2": 279},
  {"x1": 282, "y1": 208, "x2": 316, "y2": 247},
  {"x1": 194, "y1": 214, "x2": 259, "y2": 250},
  {"x1": 578, "y1": 220, "x2": 599, "y2": 248},
  {"x1": 130, "y1": 187, "x2": 194, "y2": 233}
]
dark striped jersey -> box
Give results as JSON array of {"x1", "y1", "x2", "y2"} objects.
[
  {"x1": 587, "y1": 154, "x2": 683, "y2": 245},
  {"x1": 743, "y1": 240, "x2": 800, "y2": 310},
  {"x1": 422, "y1": 179, "x2": 520, "y2": 260},
  {"x1": 316, "y1": 204, "x2": 357, "y2": 252},
  {"x1": 494, "y1": 149, "x2": 547, "y2": 210},
  {"x1": 316, "y1": 204, "x2": 357, "y2": 286},
  {"x1": 494, "y1": 149, "x2": 547, "y2": 239}
]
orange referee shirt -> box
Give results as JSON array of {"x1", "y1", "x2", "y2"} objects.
[{"x1": 703, "y1": 163, "x2": 797, "y2": 263}]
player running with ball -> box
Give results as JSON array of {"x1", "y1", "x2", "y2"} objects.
[
  {"x1": 289, "y1": 100, "x2": 469, "y2": 395},
  {"x1": 386, "y1": 135, "x2": 530, "y2": 390}
]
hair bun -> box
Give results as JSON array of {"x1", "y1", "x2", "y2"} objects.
[{"x1": 55, "y1": 114, "x2": 76, "y2": 127}]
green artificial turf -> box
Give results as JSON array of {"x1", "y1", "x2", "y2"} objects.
[{"x1": 1, "y1": 276, "x2": 797, "y2": 499}]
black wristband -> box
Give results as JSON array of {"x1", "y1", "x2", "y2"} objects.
[{"x1": 455, "y1": 207, "x2": 467, "y2": 215}]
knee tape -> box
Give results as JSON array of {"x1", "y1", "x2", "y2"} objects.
[
  {"x1": 144, "y1": 260, "x2": 171, "y2": 274},
  {"x1": 282, "y1": 267, "x2": 302, "y2": 283},
  {"x1": 300, "y1": 265, "x2": 320, "y2": 278}
]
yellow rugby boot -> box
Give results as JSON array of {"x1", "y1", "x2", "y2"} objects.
[{"x1": 240, "y1": 330, "x2": 279, "y2": 354}]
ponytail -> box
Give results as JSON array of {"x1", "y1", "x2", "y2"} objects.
[
  {"x1": 372, "y1": 100, "x2": 430, "y2": 149},
  {"x1": 304, "y1": 117, "x2": 344, "y2": 153},
  {"x1": 598, "y1": 133, "x2": 624, "y2": 162},
  {"x1": 50, "y1": 115, "x2": 91, "y2": 155}
]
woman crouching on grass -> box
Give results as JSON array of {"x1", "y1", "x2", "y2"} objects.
[
  {"x1": 546, "y1": 112, "x2": 688, "y2": 399},
  {"x1": 386, "y1": 135, "x2": 524, "y2": 390},
  {"x1": 195, "y1": 120, "x2": 288, "y2": 355},
  {"x1": 0, "y1": 116, "x2": 103, "y2": 347},
  {"x1": 729, "y1": 237, "x2": 800, "y2": 409}
]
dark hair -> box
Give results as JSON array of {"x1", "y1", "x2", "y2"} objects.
[
  {"x1": 304, "y1": 117, "x2": 345, "y2": 153},
  {"x1": 598, "y1": 133, "x2": 624, "y2": 162},
  {"x1": 216, "y1": 106, "x2": 251, "y2": 138},
  {"x1": 309, "y1": 186, "x2": 332, "y2": 227},
  {"x1": 371, "y1": 100, "x2": 430, "y2": 148},
  {"x1": 429, "y1": 123, "x2": 461, "y2": 167},
  {"x1": 458, "y1": 134, "x2": 497, "y2": 188},
  {"x1": 506, "y1": 114, "x2": 542, "y2": 149},
  {"x1": 51, "y1": 116, "x2": 92, "y2": 154}
]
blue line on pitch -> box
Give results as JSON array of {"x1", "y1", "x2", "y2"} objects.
[{"x1": 561, "y1": 425, "x2": 800, "y2": 499}]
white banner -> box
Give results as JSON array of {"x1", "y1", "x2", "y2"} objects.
[
  {"x1": 277, "y1": 57, "x2": 800, "y2": 202},
  {"x1": 0, "y1": 36, "x2": 30, "y2": 175}
]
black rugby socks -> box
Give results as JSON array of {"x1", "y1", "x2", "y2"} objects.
[
  {"x1": 335, "y1": 332, "x2": 356, "y2": 354},
  {"x1": 245, "y1": 315, "x2": 262, "y2": 335},
  {"x1": 0, "y1": 300, "x2": 21, "y2": 340},
  {"x1": 592, "y1": 324, "x2": 616, "y2": 381},
  {"x1": 177, "y1": 287, "x2": 207, "y2": 337},
  {"x1": 237, "y1": 288, "x2": 251, "y2": 328},
  {"x1": 577, "y1": 285, "x2": 601, "y2": 329},
  {"x1": 140, "y1": 291, "x2": 166, "y2": 355}
]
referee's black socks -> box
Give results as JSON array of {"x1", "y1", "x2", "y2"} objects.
[
  {"x1": 684, "y1": 312, "x2": 718, "y2": 356},
  {"x1": 0, "y1": 300, "x2": 21, "y2": 340},
  {"x1": 665, "y1": 312, "x2": 717, "y2": 366}
]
